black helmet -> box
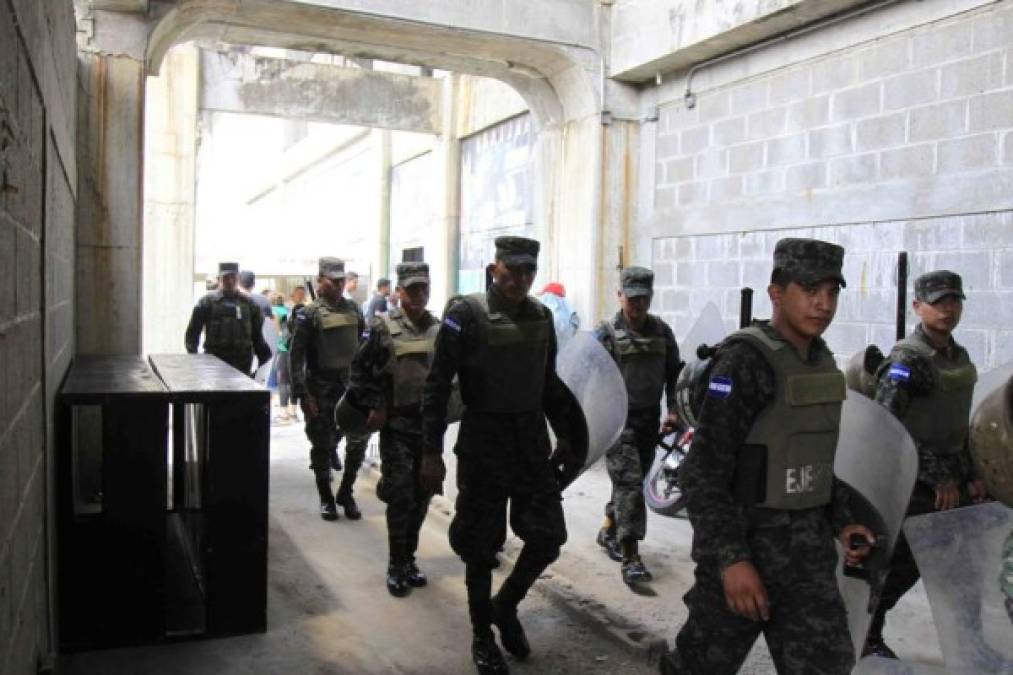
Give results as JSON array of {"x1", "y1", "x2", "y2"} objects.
[
  {"x1": 674, "y1": 357, "x2": 712, "y2": 429},
  {"x1": 334, "y1": 390, "x2": 369, "y2": 434}
]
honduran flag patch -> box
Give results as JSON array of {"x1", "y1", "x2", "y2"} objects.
[
  {"x1": 707, "y1": 376, "x2": 733, "y2": 399},
  {"x1": 443, "y1": 317, "x2": 462, "y2": 333},
  {"x1": 887, "y1": 363, "x2": 911, "y2": 382}
]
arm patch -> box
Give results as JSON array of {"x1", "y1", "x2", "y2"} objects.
[
  {"x1": 887, "y1": 363, "x2": 911, "y2": 382},
  {"x1": 708, "y1": 376, "x2": 733, "y2": 399}
]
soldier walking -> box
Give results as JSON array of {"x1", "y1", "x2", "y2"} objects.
[
  {"x1": 184, "y1": 261, "x2": 272, "y2": 374},
  {"x1": 289, "y1": 257, "x2": 369, "y2": 521},
  {"x1": 660, "y1": 239, "x2": 875, "y2": 674},
  {"x1": 348, "y1": 262, "x2": 438, "y2": 597},
  {"x1": 863, "y1": 270, "x2": 987, "y2": 658},
  {"x1": 595, "y1": 266, "x2": 681, "y2": 586},
  {"x1": 420, "y1": 237, "x2": 581, "y2": 675}
]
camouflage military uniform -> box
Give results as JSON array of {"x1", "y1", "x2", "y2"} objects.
[
  {"x1": 662, "y1": 323, "x2": 857, "y2": 674},
  {"x1": 184, "y1": 279, "x2": 271, "y2": 374},
  {"x1": 290, "y1": 273, "x2": 368, "y2": 512},
  {"x1": 596, "y1": 310, "x2": 680, "y2": 544},
  {"x1": 350, "y1": 302, "x2": 438, "y2": 573}
]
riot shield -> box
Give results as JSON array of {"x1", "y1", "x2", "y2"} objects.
[
  {"x1": 903, "y1": 503, "x2": 1013, "y2": 674},
  {"x1": 834, "y1": 393, "x2": 919, "y2": 662},
  {"x1": 555, "y1": 331, "x2": 627, "y2": 475},
  {"x1": 254, "y1": 318, "x2": 279, "y2": 383},
  {"x1": 970, "y1": 368, "x2": 1013, "y2": 507},
  {"x1": 972, "y1": 360, "x2": 1013, "y2": 415},
  {"x1": 678, "y1": 301, "x2": 727, "y2": 359}
]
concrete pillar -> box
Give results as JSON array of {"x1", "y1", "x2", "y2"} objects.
[
  {"x1": 76, "y1": 53, "x2": 146, "y2": 355},
  {"x1": 142, "y1": 44, "x2": 199, "y2": 355},
  {"x1": 376, "y1": 129, "x2": 392, "y2": 280},
  {"x1": 431, "y1": 75, "x2": 462, "y2": 310}
]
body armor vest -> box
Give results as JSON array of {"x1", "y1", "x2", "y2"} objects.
[
  {"x1": 606, "y1": 316, "x2": 668, "y2": 409},
  {"x1": 204, "y1": 292, "x2": 253, "y2": 353},
  {"x1": 893, "y1": 335, "x2": 977, "y2": 456},
  {"x1": 382, "y1": 309, "x2": 438, "y2": 409},
  {"x1": 460, "y1": 293, "x2": 551, "y2": 413},
  {"x1": 734, "y1": 327, "x2": 846, "y2": 510},
  {"x1": 313, "y1": 301, "x2": 360, "y2": 370}
]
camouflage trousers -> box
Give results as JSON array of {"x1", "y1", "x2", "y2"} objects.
[
  {"x1": 604, "y1": 407, "x2": 658, "y2": 543},
  {"x1": 662, "y1": 510, "x2": 854, "y2": 674},
  {"x1": 304, "y1": 378, "x2": 367, "y2": 497},
  {"x1": 377, "y1": 423, "x2": 433, "y2": 564}
]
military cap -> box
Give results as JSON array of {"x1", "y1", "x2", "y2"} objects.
[
  {"x1": 621, "y1": 266, "x2": 654, "y2": 298},
  {"x1": 218, "y1": 261, "x2": 239, "y2": 275},
  {"x1": 396, "y1": 262, "x2": 430, "y2": 288},
  {"x1": 495, "y1": 236, "x2": 540, "y2": 266},
  {"x1": 772, "y1": 238, "x2": 846, "y2": 288},
  {"x1": 318, "y1": 257, "x2": 346, "y2": 281},
  {"x1": 915, "y1": 270, "x2": 965, "y2": 303},
  {"x1": 238, "y1": 270, "x2": 256, "y2": 288}
]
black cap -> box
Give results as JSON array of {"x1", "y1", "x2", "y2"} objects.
[
  {"x1": 772, "y1": 238, "x2": 846, "y2": 288},
  {"x1": 396, "y1": 262, "x2": 430, "y2": 288},
  {"x1": 915, "y1": 270, "x2": 965, "y2": 303},
  {"x1": 318, "y1": 257, "x2": 346, "y2": 281},
  {"x1": 621, "y1": 266, "x2": 654, "y2": 298},
  {"x1": 238, "y1": 270, "x2": 255, "y2": 288},
  {"x1": 218, "y1": 262, "x2": 239, "y2": 275},
  {"x1": 495, "y1": 236, "x2": 540, "y2": 266}
]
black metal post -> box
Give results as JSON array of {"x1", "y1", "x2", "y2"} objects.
[
  {"x1": 739, "y1": 287, "x2": 753, "y2": 329},
  {"x1": 896, "y1": 252, "x2": 908, "y2": 341}
]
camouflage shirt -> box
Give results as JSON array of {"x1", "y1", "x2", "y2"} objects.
[
  {"x1": 874, "y1": 323, "x2": 976, "y2": 487},
  {"x1": 680, "y1": 322, "x2": 857, "y2": 571},
  {"x1": 594, "y1": 311, "x2": 681, "y2": 412}
]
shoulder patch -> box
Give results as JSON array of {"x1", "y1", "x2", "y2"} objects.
[
  {"x1": 887, "y1": 363, "x2": 911, "y2": 382},
  {"x1": 707, "y1": 375, "x2": 733, "y2": 399},
  {"x1": 443, "y1": 316, "x2": 462, "y2": 333}
]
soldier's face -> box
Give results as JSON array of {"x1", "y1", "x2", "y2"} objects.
[
  {"x1": 771, "y1": 280, "x2": 840, "y2": 339},
  {"x1": 619, "y1": 291, "x2": 651, "y2": 323},
  {"x1": 317, "y1": 275, "x2": 344, "y2": 301},
  {"x1": 489, "y1": 261, "x2": 536, "y2": 304},
  {"x1": 915, "y1": 295, "x2": 963, "y2": 333},
  {"x1": 219, "y1": 273, "x2": 238, "y2": 295},
  {"x1": 398, "y1": 283, "x2": 430, "y2": 320}
]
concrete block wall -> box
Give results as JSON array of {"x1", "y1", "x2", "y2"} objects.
[
  {"x1": 0, "y1": 0, "x2": 78, "y2": 672},
  {"x1": 650, "y1": 2, "x2": 1013, "y2": 370}
]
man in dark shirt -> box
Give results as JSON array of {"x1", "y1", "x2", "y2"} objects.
[
  {"x1": 364, "y1": 277, "x2": 392, "y2": 318},
  {"x1": 660, "y1": 238, "x2": 874, "y2": 674},
  {"x1": 420, "y1": 236, "x2": 580, "y2": 675}
]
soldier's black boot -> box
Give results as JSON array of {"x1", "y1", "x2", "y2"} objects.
[
  {"x1": 315, "y1": 476, "x2": 339, "y2": 521},
  {"x1": 620, "y1": 540, "x2": 652, "y2": 585},
  {"x1": 335, "y1": 473, "x2": 362, "y2": 520},
  {"x1": 465, "y1": 563, "x2": 506, "y2": 673},
  {"x1": 490, "y1": 593, "x2": 530, "y2": 660},
  {"x1": 596, "y1": 518, "x2": 622, "y2": 562},
  {"x1": 471, "y1": 635, "x2": 509, "y2": 675},
  {"x1": 404, "y1": 558, "x2": 427, "y2": 588},
  {"x1": 862, "y1": 612, "x2": 897, "y2": 659},
  {"x1": 386, "y1": 561, "x2": 410, "y2": 598}
]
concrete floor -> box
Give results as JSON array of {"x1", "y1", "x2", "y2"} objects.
[{"x1": 58, "y1": 413, "x2": 945, "y2": 674}]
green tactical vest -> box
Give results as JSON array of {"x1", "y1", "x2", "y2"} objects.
[
  {"x1": 204, "y1": 292, "x2": 254, "y2": 353},
  {"x1": 734, "y1": 327, "x2": 846, "y2": 510},
  {"x1": 892, "y1": 335, "x2": 977, "y2": 456},
  {"x1": 606, "y1": 316, "x2": 668, "y2": 410},
  {"x1": 460, "y1": 293, "x2": 551, "y2": 413},
  {"x1": 313, "y1": 301, "x2": 360, "y2": 370},
  {"x1": 382, "y1": 309, "x2": 438, "y2": 409}
]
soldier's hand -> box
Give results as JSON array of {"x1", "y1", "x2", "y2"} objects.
[
  {"x1": 420, "y1": 453, "x2": 446, "y2": 495},
  {"x1": 934, "y1": 481, "x2": 960, "y2": 511},
  {"x1": 660, "y1": 412, "x2": 678, "y2": 435},
  {"x1": 366, "y1": 408, "x2": 387, "y2": 432},
  {"x1": 721, "y1": 561, "x2": 769, "y2": 622},
  {"x1": 968, "y1": 479, "x2": 988, "y2": 504},
  {"x1": 840, "y1": 524, "x2": 876, "y2": 566},
  {"x1": 301, "y1": 395, "x2": 320, "y2": 419}
]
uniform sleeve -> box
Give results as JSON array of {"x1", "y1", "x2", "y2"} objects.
[
  {"x1": 349, "y1": 316, "x2": 394, "y2": 409},
  {"x1": 663, "y1": 323, "x2": 682, "y2": 414},
  {"x1": 593, "y1": 320, "x2": 618, "y2": 361},
  {"x1": 680, "y1": 342, "x2": 774, "y2": 571},
  {"x1": 184, "y1": 299, "x2": 207, "y2": 353},
  {"x1": 250, "y1": 303, "x2": 273, "y2": 366},
  {"x1": 421, "y1": 300, "x2": 471, "y2": 455},
  {"x1": 289, "y1": 306, "x2": 312, "y2": 398}
]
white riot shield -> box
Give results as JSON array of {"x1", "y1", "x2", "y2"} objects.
[
  {"x1": 970, "y1": 368, "x2": 1013, "y2": 507},
  {"x1": 555, "y1": 331, "x2": 627, "y2": 474},
  {"x1": 903, "y1": 503, "x2": 1013, "y2": 674},
  {"x1": 254, "y1": 318, "x2": 279, "y2": 383},
  {"x1": 972, "y1": 360, "x2": 1013, "y2": 415},
  {"x1": 678, "y1": 301, "x2": 727, "y2": 361},
  {"x1": 834, "y1": 393, "x2": 919, "y2": 662}
]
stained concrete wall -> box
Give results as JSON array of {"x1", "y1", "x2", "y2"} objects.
[
  {"x1": 644, "y1": 1, "x2": 1013, "y2": 368},
  {"x1": 0, "y1": 0, "x2": 78, "y2": 672}
]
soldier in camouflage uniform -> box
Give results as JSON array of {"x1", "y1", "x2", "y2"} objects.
[
  {"x1": 420, "y1": 236, "x2": 582, "y2": 675},
  {"x1": 864, "y1": 270, "x2": 987, "y2": 659},
  {"x1": 660, "y1": 238, "x2": 875, "y2": 675},
  {"x1": 185, "y1": 261, "x2": 272, "y2": 374},
  {"x1": 349, "y1": 262, "x2": 438, "y2": 598},
  {"x1": 290, "y1": 257, "x2": 369, "y2": 521},
  {"x1": 594, "y1": 266, "x2": 681, "y2": 586}
]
